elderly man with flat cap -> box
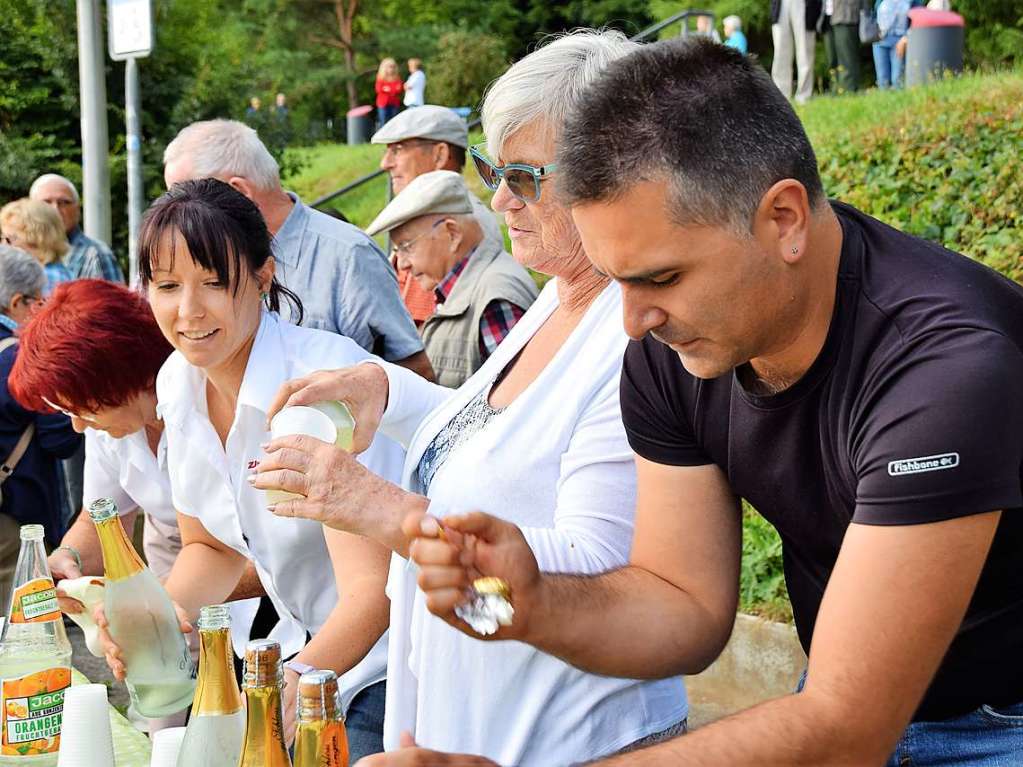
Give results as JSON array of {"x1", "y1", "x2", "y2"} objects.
[
  {"x1": 372, "y1": 106, "x2": 503, "y2": 324},
  {"x1": 367, "y1": 171, "x2": 536, "y2": 388}
]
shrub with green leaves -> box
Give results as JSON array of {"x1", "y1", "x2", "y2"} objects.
[{"x1": 814, "y1": 72, "x2": 1023, "y2": 282}]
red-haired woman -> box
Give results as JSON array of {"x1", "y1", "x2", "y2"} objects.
[{"x1": 8, "y1": 279, "x2": 179, "y2": 598}]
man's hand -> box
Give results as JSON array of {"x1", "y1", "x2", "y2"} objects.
[
  {"x1": 264, "y1": 365, "x2": 389, "y2": 454},
  {"x1": 94, "y1": 600, "x2": 192, "y2": 681},
  {"x1": 403, "y1": 511, "x2": 543, "y2": 643},
  {"x1": 355, "y1": 732, "x2": 498, "y2": 766}
]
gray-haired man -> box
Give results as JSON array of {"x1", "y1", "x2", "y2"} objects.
[
  {"x1": 29, "y1": 174, "x2": 124, "y2": 283},
  {"x1": 163, "y1": 119, "x2": 434, "y2": 381}
]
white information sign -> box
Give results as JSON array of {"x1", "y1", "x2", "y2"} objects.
[{"x1": 108, "y1": 0, "x2": 153, "y2": 60}]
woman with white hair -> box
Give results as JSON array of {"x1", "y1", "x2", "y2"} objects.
[
  {"x1": 252, "y1": 29, "x2": 688, "y2": 766},
  {"x1": 0, "y1": 199, "x2": 74, "y2": 295}
]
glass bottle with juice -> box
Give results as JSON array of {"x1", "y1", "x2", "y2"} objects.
[
  {"x1": 293, "y1": 669, "x2": 348, "y2": 767},
  {"x1": 88, "y1": 498, "x2": 195, "y2": 717},
  {"x1": 265, "y1": 401, "x2": 356, "y2": 505},
  {"x1": 0, "y1": 525, "x2": 72, "y2": 765},
  {"x1": 238, "y1": 639, "x2": 292, "y2": 767},
  {"x1": 175, "y1": 605, "x2": 245, "y2": 767}
]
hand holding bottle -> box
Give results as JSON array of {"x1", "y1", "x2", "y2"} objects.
[
  {"x1": 93, "y1": 599, "x2": 192, "y2": 680},
  {"x1": 49, "y1": 548, "x2": 85, "y2": 614}
]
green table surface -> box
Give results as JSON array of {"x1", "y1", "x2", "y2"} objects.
[{"x1": 69, "y1": 670, "x2": 152, "y2": 767}]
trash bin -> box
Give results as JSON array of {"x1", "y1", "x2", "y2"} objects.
[
  {"x1": 346, "y1": 104, "x2": 374, "y2": 146},
  {"x1": 905, "y1": 8, "x2": 965, "y2": 88}
]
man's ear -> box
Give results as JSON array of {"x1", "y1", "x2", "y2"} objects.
[
  {"x1": 227, "y1": 176, "x2": 258, "y2": 201},
  {"x1": 753, "y1": 179, "x2": 812, "y2": 265},
  {"x1": 433, "y1": 142, "x2": 450, "y2": 171},
  {"x1": 444, "y1": 219, "x2": 463, "y2": 252}
]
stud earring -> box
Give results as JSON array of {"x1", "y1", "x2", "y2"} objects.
[
  {"x1": 790, "y1": 246, "x2": 799, "y2": 255},
  {"x1": 260, "y1": 291, "x2": 268, "y2": 301}
]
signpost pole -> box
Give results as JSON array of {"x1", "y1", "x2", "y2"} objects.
[
  {"x1": 76, "y1": 0, "x2": 112, "y2": 246},
  {"x1": 125, "y1": 57, "x2": 143, "y2": 286},
  {"x1": 108, "y1": 0, "x2": 153, "y2": 286}
]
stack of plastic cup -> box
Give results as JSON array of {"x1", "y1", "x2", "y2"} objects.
[
  {"x1": 56, "y1": 684, "x2": 115, "y2": 767},
  {"x1": 148, "y1": 726, "x2": 187, "y2": 767}
]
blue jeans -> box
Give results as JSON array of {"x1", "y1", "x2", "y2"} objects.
[
  {"x1": 884, "y1": 701, "x2": 1023, "y2": 767},
  {"x1": 796, "y1": 672, "x2": 1023, "y2": 765},
  {"x1": 873, "y1": 41, "x2": 903, "y2": 89},
  {"x1": 377, "y1": 105, "x2": 399, "y2": 128},
  {"x1": 346, "y1": 679, "x2": 386, "y2": 763}
]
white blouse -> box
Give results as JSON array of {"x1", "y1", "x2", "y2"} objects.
[
  {"x1": 379, "y1": 281, "x2": 688, "y2": 765},
  {"x1": 156, "y1": 311, "x2": 406, "y2": 710},
  {"x1": 83, "y1": 427, "x2": 175, "y2": 526}
]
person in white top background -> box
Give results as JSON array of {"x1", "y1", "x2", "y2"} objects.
[
  {"x1": 251, "y1": 30, "x2": 687, "y2": 767},
  {"x1": 404, "y1": 58, "x2": 426, "y2": 108},
  {"x1": 96, "y1": 178, "x2": 405, "y2": 761}
]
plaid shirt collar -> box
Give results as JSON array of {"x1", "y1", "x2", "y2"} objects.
[{"x1": 434, "y1": 252, "x2": 472, "y2": 304}]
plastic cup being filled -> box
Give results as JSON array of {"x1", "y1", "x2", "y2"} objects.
[
  {"x1": 55, "y1": 684, "x2": 114, "y2": 767},
  {"x1": 265, "y1": 401, "x2": 356, "y2": 505}
]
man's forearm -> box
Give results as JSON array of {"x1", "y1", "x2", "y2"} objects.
[
  {"x1": 529, "y1": 566, "x2": 734, "y2": 679},
  {"x1": 592, "y1": 690, "x2": 891, "y2": 767}
]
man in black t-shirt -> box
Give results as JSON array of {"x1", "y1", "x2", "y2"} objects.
[{"x1": 399, "y1": 38, "x2": 1023, "y2": 767}]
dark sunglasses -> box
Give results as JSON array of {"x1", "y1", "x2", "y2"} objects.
[{"x1": 469, "y1": 143, "x2": 557, "y2": 203}]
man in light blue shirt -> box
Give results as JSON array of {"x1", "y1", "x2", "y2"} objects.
[
  {"x1": 724, "y1": 15, "x2": 749, "y2": 55},
  {"x1": 163, "y1": 119, "x2": 434, "y2": 379},
  {"x1": 30, "y1": 174, "x2": 125, "y2": 283}
]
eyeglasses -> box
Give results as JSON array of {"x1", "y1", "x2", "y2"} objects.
[
  {"x1": 469, "y1": 143, "x2": 557, "y2": 203},
  {"x1": 41, "y1": 396, "x2": 98, "y2": 424},
  {"x1": 391, "y1": 218, "x2": 447, "y2": 258}
]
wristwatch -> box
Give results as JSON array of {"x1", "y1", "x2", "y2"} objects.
[{"x1": 284, "y1": 660, "x2": 316, "y2": 677}]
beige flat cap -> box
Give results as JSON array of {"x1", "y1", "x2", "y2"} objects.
[
  {"x1": 371, "y1": 105, "x2": 469, "y2": 148},
  {"x1": 366, "y1": 170, "x2": 472, "y2": 236}
]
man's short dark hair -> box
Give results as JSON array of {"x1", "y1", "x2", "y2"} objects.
[{"x1": 558, "y1": 38, "x2": 825, "y2": 234}]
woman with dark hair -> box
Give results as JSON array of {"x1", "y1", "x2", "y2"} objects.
[{"x1": 109, "y1": 178, "x2": 403, "y2": 759}]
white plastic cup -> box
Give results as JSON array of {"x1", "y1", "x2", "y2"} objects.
[
  {"x1": 265, "y1": 404, "x2": 342, "y2": 504},
  {"x1": 149, "y1": 726, "x2": 186, "y2": 767},
  {"x1": 56, "y1": 684, "x2": 115, "y2": 767}
]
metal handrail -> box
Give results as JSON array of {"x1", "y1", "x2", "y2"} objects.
[{"x1": 310, "y1": 8, "x2": 714, "y2": 211}]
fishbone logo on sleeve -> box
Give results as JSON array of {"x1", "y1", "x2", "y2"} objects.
[{"x1": 888, "y1": 452, "x2": 960, "y2": 476}]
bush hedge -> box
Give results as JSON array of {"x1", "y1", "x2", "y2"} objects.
[{"x1": 813, "y1": 71, "x2": 1023, "y2": 282}]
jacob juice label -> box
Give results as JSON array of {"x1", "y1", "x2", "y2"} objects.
[
  {"x1": 7, "y1": 580, "x2": 60, "y2": 625},
  {"x1": 0, "y1": 668, "x2": 70, "y2": 757}
]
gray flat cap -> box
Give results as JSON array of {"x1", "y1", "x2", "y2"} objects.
[
  {"x1": 370, "y1": 105, "x2": 469, "y2": 148},
  {"x1": 366, "y1": 170, "x2": 472, "y2": 236}
]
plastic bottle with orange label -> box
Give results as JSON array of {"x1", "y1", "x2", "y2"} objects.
[{"x1": 0, "y1": 525, "x2": 72, "y2": 765}]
